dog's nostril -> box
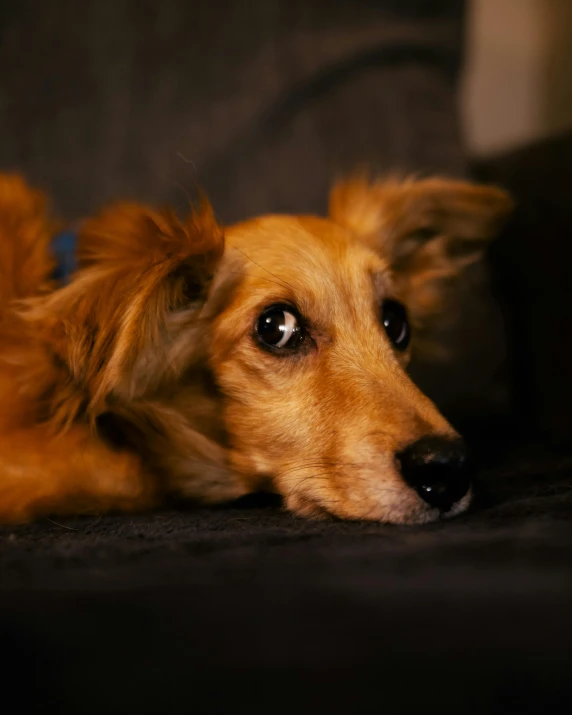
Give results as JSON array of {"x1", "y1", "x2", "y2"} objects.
[{"x1": 396, "y1": 436, "x2": 470, "y2": 512}]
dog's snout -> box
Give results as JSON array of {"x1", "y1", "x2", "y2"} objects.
[{"x1": 397, "y1": 436, "x2": 470, "y2": 512}]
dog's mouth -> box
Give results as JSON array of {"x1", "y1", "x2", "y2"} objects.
[
  {"x1": 441, "y1": 489, "x2": 473, "y2": 517},
  {"x1": 395, "y1": 482, "x2": 473, "y2": 524},
  {"x1": 280, "y1": 470, "x2": 472, "y2": 525},
  {"x1": 284, "y1": 487, "x2": 472, "y2": 525},
  {"x1": 276, "y1": 436, "x2": 472, "y2": 525}
]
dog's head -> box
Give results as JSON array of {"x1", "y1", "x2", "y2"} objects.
[
  {"x1": 33, "y1": 177, "x2": 511, "y2": 523},
  {"x1": 212, "y1": 177, "x2": 512, "y2": 522}
]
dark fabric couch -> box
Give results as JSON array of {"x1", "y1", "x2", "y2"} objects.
[
  {"x1": 0, "y1": 0, "x2": 467, "y2": 221},
  {"x1": 1, "y1": 2, "x2": 572, "y2": 713}
]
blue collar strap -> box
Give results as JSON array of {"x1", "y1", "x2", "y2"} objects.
[{"x1": 51, "y1": 230, "x2": 78, "y2": 283}]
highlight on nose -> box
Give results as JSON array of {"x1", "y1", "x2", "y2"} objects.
[{"x1": 396, "y1": 436, "x2": 470, "y2": 512}]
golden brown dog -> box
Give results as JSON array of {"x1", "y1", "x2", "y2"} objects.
[{"x1": 0, "y1": 174, "x2": 511, "y2": 524}]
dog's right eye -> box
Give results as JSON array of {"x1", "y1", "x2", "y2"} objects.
[
  {"x1": 255, "y1": 305, "x2": 304, "y2": 351},
  {"x1": 382, "y1": 299, "x2": 410, "y2": 351}
]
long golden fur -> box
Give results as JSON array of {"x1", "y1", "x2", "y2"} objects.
[{"x1": 0, "y1": 174, "x2": 512, "y2": 524}]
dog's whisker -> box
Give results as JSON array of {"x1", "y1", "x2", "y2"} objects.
[
  {"x1": 276, "y1": 462, "x2": 344, "y2": 479},
  {"x1": 277, "y1": 463, "x2": 381, "y2": 484},
  {"x1": 226, "y1": 241, "x2": 296, "y2": 292},
  {"x1": 282, "y1": 470, "x2": 405, "y2": 492},
  {"x1": 364, "y1": 429, "x2": 394, "y2": 441},
  {"x1": 281, "y1": 469, "x2": 404, "y2": 504},
  {"x1": 282, "y1": 472, "x2": 341, "y2": 500},
  {"x1": 276, "y1": 459, "x2": 372, "y2": 477},
  {"x1": 225, "y1": 271, "x2": 289, "y2": 290}
]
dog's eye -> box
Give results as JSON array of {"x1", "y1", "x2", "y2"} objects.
[
  {"x1": 382, "y1": 299, "x2": 410, "y2": 351},
  {"x1": 256, "y1": 305, "x2": 304, "y2": 351}
]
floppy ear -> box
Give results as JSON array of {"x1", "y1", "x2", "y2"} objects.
[
  {"x1": 330, "y1": 176, "x2": 513, "y2": 338},
  {"x1": 25, "y1": 199, "x2": 224, "y2": 423}
]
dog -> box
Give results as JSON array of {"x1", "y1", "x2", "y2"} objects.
[{"x1": 0, "y1": 174, "x2": 512, "y2": 524}]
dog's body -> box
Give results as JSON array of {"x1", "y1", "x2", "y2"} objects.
[{"x1": 0, "y1": 175, "x2": 511, "y2": 524}]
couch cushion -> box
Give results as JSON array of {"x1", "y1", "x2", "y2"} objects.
[{"x1": 0, "y1": 0, "x2": 466, "y2": 221}]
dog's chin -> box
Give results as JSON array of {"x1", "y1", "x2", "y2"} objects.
[
  {"x1": 440, "y1": 489, "x2": 473, "y2": 520},
  {"x1": 392, "y1": 488, "x2": 473, "y2": 525},
  {"x1": 284, "y1": 487, "x2": 472, "y2": 525}
]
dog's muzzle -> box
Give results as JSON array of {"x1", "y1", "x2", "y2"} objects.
[{"x1": 397, "y1": 436, "x2": 470, "y2": 512}]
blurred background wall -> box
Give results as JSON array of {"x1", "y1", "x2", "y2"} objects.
[{"x1": 463, "y1": 0, "x2": 572, "y2": 157}]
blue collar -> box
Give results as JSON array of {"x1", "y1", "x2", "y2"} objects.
[{"x1": 51, "y1": 230, "x2": 78, "y2": 283}]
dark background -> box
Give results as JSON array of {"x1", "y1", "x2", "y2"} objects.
[{"x1": 1, "y1": 1, "x2": 572, "y2": 712}]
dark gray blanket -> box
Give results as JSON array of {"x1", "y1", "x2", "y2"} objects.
[{"x1": 1, "y1": 437, "x2": 572, "y2": 714}]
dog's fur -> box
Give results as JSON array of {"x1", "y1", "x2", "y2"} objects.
[{"x1": 0, "y1": 174, "x2": 511, "y2": 524}]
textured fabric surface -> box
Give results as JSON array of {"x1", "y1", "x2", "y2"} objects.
[
  {"x1": 0, "y1": 0, "x2": 466, "y2": 222},
  {"x1": 1, "y1": 438, "x2": 572, "y2": 714}
]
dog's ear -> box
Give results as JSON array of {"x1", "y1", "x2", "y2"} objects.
[
  {"x1": 26, "y1": 200, "x2": 224, "y2": 421},
  {"x1": 0, "y1": 174, "x2": 59, "y2": 306},
  {"x1": 330, "y1": 176, "x2": 513, "y2": 331}
]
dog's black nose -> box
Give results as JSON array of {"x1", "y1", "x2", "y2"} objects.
[{"x1": 397, "y1": 436, "x2": 470, "y2": 512}]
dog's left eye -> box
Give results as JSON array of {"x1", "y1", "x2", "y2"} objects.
[
  {"x1": 256, "y1": 305, "x2": 304, "y2": 351},
  {"x1": 382, "y1": 299, "x2": 410, "y2": 351}
]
